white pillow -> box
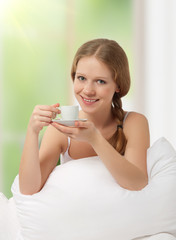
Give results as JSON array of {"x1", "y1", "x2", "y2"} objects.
[
  {"x1": 134, "y1": 233, "x2": 176, "y2": 240},
  {"x1": 0, "y1": 193, "x2": 20, "y2": 240},
  {"x1": 11, "y1": 137, "x2": 176, "y2": 240}
]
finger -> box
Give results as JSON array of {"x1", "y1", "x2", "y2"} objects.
[
  {"x1": 51, "y1": 123, "x2": 68, "y2": 134},
  {"x1": 55, "y1": 124, "x2": 72, "y2": 134},
  {"x1": 38, "y1": 105, "x2": 60, "y2": 114},
  {"x1": 36, "y1": 110, "x2": 53, "y2": 118},
  {"x1": 37, "y1": 116, "x2": 53, "y2": 123},
  {"x1": 51, "y1": 123, "x2": 76, "y2": 134},
  {"x1": 75, "y1": 120, "x2": 89, "y2": 128},
  {"x1": 51, "y1": 112, "x2": 57, "y2": 119},
  {"x1": 38, "y1": 110, "x2": 59, "y2": 118},
  {"x1": 51, "y1": 103, "x2": 60, "y2": 108},
  {"x1": 50, "y1": 103, "x2": 60, "y2": 114},
  {"x1": 33, "y1": 115, "x2": 52, "y2": 123}
]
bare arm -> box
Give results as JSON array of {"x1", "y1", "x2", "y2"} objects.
[
  {"x1": 39, "y1": 125, "x2": 67, "y2": 189},
  {"x1": 91, "y1": 115, "x2": 149, "y2": 190},
  {"x1": 91, "y1": 113, "x2": 149, "y2": 190},
  {"x1": 90, "y1": 113, "x2": 149, "y2": 190},
  {"x1": 19, "y1": 126, "x2": 41, "y2": 195},
  {"x1": 19, "y1": 104, "x2": 62, "y2": 195}
]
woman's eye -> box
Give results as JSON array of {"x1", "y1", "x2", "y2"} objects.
[
  {"x1": 97, "y1": 79, "x2": 106, "y2": 84},
  {"x1": 78, "y1": 76, "x2": 85, "y2": 81}
]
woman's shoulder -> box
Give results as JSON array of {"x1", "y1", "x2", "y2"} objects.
[
  {"x1": 124, "y1": 111, "x2": 148, "y2": 123},
  {"x1": 123, "y1": 111, "x2": 149, "y2": 138}
]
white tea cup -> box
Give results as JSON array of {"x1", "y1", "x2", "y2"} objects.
[{"x1": 60, "y1": 105, "x2": 79, "y2": 120}]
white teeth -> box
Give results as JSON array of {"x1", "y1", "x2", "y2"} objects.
[{"x1": 83, "y1": 98, "x2": 97, "y2": 102}]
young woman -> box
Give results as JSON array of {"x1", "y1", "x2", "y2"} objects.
[{"x1": 19, "y1": 38, "x2": 150, "y2": 195}]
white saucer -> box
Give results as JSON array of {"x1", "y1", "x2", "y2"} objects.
[{"x1": 52, "y1": 119, "x2": 87, "y2": 126}]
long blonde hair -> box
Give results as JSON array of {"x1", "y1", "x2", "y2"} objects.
[{"x1": 71, "y1": 39, "x2": 131, "y2": 155}]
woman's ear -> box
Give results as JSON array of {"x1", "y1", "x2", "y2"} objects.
[{"x1": 115, "y1": 87, "x2": 120, "y2": 93}]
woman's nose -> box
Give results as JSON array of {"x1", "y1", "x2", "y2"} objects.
[{"x1": 83, "y1": 82, "x2": 95, "y2": 95}]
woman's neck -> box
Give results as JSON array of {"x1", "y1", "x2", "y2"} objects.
[{"x1": 80, "y1": 108, "x2": 115, "y2": 130}]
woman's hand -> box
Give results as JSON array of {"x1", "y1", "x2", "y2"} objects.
[
  {"x1": 28, "y1": 103, "x2": 60, "y2": 134},
  {"x1": 51, "y1": 120, "x2": 100, "y2": 144}
]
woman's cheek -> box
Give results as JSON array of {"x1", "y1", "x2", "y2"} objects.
[
  {"x1": 73, "y1": 84, "x2": 79, "y2": 95},
  {"x1": 73, "y1": 81, "x2": 82, "y2": 95}
]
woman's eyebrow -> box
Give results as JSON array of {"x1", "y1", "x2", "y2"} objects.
[
  {"x1": 95, "y1": 76, "x2": 108, "y2": 80},
  {"x1": 75, "y1": 72, "x2": 85, "y2": 75},
  {"x1": 76, "y1": 72, "x2": 108, "y2": 80}
]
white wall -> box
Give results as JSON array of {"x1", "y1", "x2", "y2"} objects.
[{"x1": 130, "y1": 0, "x2": 176, "y2": 147}]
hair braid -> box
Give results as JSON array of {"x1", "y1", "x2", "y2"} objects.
[{"x1": 108, "y1": 93, "x2": 127, "y2": 155}]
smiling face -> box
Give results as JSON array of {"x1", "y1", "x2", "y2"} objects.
[{"x1": 73, "y1": 56, "x2": 118, "y2": 115}]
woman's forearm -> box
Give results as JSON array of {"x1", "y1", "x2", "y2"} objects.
[
  {"x1": 18, "y1": 104, "x2": 60, "y2": 195},
  {"x1": 19, "y1": 126, "x2": 42, "y2": 195},
  {"x1": 91, "y1": 133, "x2": 148, "y2": 191}
]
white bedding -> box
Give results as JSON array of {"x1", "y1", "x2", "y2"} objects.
[
  {"x1": 0, "y1": 193, "x2": 20, "y2": 240},
  {"x1": 134, "y1": 233, "x2": 176, "y2": 240},
  {"x1": 1, "y1": 137, "x2": 176, "y2": 240}
]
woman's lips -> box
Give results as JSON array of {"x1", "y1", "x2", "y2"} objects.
[{"x1": 81, "y1": 96, "x2": 99, "y2": 105}]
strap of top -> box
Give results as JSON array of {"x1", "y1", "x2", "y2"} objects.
[
  {"x1": 123, "y1": 112, "x2": 130, "y2": 126},
  {"x1": 67, "y1": 136, "x2": 71, "y2": 148},
  {"x1": 60, "y1": 137, "x2": 72, "y2": 164}
]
